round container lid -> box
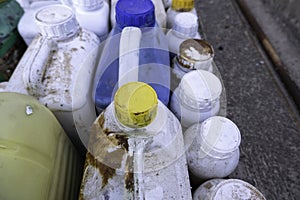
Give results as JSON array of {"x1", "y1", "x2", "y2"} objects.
[
  {"x1": 180, "y1": 70, "x2": 222, "y2": 103},
  {"x1": 172, "y1": 0, "x2": 194, "y2": 11},
  {"x1": 211, "y1": 179, "x2": 266, "y2": 200},
  {"x1": 73, "y1": 0, "x2": 104, "y2": 11},
  {"x1": 200, "y1": 116, "x2": 241, "y2": 153},
  {"x1": 115, "y1": 0, "x2": 155, "y2": 29},
  {"x1": 173, "y1": 12, "x2": 198, "y2": 37},
  {"x1": 114, "y1": 82, "x2": 158, "y2": 128},
  {"x1": 35, "y1": 5, "x2": 79, "y2": 39}
]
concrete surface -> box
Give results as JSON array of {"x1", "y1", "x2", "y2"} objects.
[{"x1": 195, "y1": 0, "x2": 300, "y2": 199}]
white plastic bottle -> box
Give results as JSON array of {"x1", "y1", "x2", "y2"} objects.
[
  {"x1": 4, "y1": 4, "x2": 100, "y2": 155},
  {"x1": 80, "y1": 82, "x2": 192, "y2": 199},
  {"x1": 193, "y1": 179, "x2": 266, "y2": 200},
  {"x1": 170, "y1": 39, "x2": 214, "y2": 91},
  {"x1": 110, "y1": 0, "x2": 167, "y2": 29},
  {"x1": 185, "y1": 116, "x2": 241, "y2": 180},
  {"x1": 163, "y1": 0, "x2": 172, "y2": 9},
  {"x1": 17, "y1": 0, "x2": 60, "y2": 45},
  {"x1": 73, "y1": 0, "x2": 109, "y2": 41},
  {"x1": 166, "y1": 0, "x2": 197, "y2": 29},
  {"x1": 166, "y1": 12, "x2": 201, "y2": 56},
  {"x1": 192, "y1": 179, "x2": 224, "y2": 200},
  {"x1": 170, "y1": 70, "x2": 222, "y2": 129}
]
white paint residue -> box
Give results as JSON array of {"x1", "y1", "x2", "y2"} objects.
[{"x1": 184, "y1": 46, "x2": 210, "y2": 60}]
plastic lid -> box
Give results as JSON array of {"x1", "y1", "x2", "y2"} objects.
[
  {"x1": 178, "y1": 39, "x2": 214, "y2": 70},
  {"x1": 73, "y1": 0, "x2": 103, "y2": 11},
  {"x1": 200, "y1": 116, "x2": 241, "y2": 154},
  {"x1": 172, "y1": 0, "x2": 194, "y2": 11},
  {"x1": 178, "y1": 70, "x2": 222, "y2": 109},
  {"x1": 114, "y1": 82, "x2": 158, "y2": 128},
  {"x1": 173, "y1": 12, "x2": 198, "y2": 37},
  {"x1": 35, "y1": 5, "x2": 79, "y2": 39},
  {"x1": 211, "y1": 179, "x2": 266, "y2": 200},
  {"x1": 115, "y1": 0, "x2": 155, "y2": 29}
]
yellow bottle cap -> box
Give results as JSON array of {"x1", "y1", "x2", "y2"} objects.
[
  {"x1": 114, "y1": 82, "x2": 158, "y2": 128},
  {"x1": 172, "y1": 0, "x2": 194, "y2": 11}
]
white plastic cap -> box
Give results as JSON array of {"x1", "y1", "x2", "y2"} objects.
[
  {"x1": 178, "y1": 70, "x2": 222, "y2": 110},
  {"x1": 35, "y1": 5, "x2": 79, "y2": 40},
  {"x1": 178, "y1": 39, "x2": 214, "y2": 71},
  {"x1": 173, "y1": 12, "x2": 198, "y2": 37},
  {"x1": 73, "y1": 0, "x2": 104, "y2": 11},
  {"x1": 200, "y1": 116, "x2": 241, "y2": 156},
  {"x1": 211, "y1": 179, "x2": 266, "y2": 200}
]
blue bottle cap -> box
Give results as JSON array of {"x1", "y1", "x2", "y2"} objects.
[{"x1": 116, "y1": 0, "x2": 155, "y2": 29}]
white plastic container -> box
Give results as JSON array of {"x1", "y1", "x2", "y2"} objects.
[
  {"x1": 193, "y1": 179, "x2": 266, "y2": 200},
  {"x1": 73, "y1": 0, "x2": 109, "y2": 41},
  {"x1": 17, "y1": 0, "x2": 60, "y2": 45},
  {"x1": 170, "y1": 70, "x2": 222, "y2": 129},
  {"x1": 80, "y1": 82, "x2": 192, "y2": 199},
  {"x1": 166, "y1": 12, "x2": 201, "y2": 56},
  {"x1": 170, "y1": 39, "x2": 214, "y2": 91},
  {"x1": 110, "y1": 0, "x2": 167, "y2": 29},
  {"x1": 166, "y1": 0, "x2": 197, "y2": 29},
  {"x1": 163, "y1": 0, "x2": 172, "y2": 9},
  {"x1": 192, "y1": 179, "x2": 224, "y2": 200},
  {"x1": 185, "y1": 116, "x2": 241, "y2": 180},
  {"x1": 4, "y1": 4, "x2": 100, "y2": 155}
]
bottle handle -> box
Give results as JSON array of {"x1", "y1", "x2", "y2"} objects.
[
  {"x1": 23, "y1": 38, "x2": 56, "y2": 96},
  {"x1": 118, "y1": 27, "x2": 142, "y2": 88}
]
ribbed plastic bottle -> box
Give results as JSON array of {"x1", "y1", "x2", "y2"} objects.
[
  {"x1": 170, "y1": 39, "x2": 214, "y2": 91},
  {"x1": 93, "y1": 0, "x2": 170, "y2": 113},
  {"x1": 17, "y1": 0, "x2": 60, "y2": 45},
  {"x1": 80, "y1": 82, "x2": 192, "y2": 199},
  {"x1": 0, "y1": 92, "x2": 82, "y2": 200},
  {"x1": 170, "y1": 70, "x2": 222, "y2": 129},
  {"x1": 110, "y1": 0, "x2": 167, "y2": 30},
  {"x1": 166, "y1": 12, "x2": 201, "y2": 58},
  {"x1": 73, "y1": 0, "x2": 109, "y2": 41},
  {"x1": 193, "y1": 179, "x2": 266, "y2": 200},
  {"x1": 166, "y1": 0, "x2": 197, "y2": 29},
  {"x1": 4, "y1": 4, "x2": 100, "y2": 155},
  {"x1": 0, "y1": 0, "x2": 26, "y2": 82},
  {"x1": 185, "y1": 116, "x2": 241, "y2": 180}
]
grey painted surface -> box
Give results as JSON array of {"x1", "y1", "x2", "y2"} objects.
[{"x1": 194, "y1": 0, "x2": 300, "y2": 199}]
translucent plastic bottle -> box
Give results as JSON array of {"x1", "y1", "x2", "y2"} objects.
[
  {"x1": 166, "y1": 12, "x2": 201, "y2": 57},
  {"x1": 73, "y1": 0, "x2": 109, "y2": 41},
  {"x1": 170, "y1": 70, "x2": 222, "y2": 129},
  {"x1": 93, "y1": 0, "x2": 170, "y2": 113},
  {"x1": 80, "y1": 82, "x2": 192, "y2": 199},
  {"x1": 4, "y1": 4, "x2": 100, "y2": 154},
  {"x1": 110, "y1": 0, "x2": 167, "y2": 30},
  {"x1": 193, "y1": 179, "x2": 266, "y2": 200},
  {"x1": 17, "y1": 0, "x2": 60, "y2": 45},
  {"x1": 0, "y1": 0, "x2": 26, "y2": 82},
  {"x1": 185, "y1": 116, "x2": 241, "y2": 180},
  {"x1": 0, "y1": 92, "x2": 82, "y2": 200},
  {"x1": 166, "y1": 0, "x2": 197, "y2": 29},
  {"x1": 170, "y1": 39, "x2": 214, "y2": 90}
]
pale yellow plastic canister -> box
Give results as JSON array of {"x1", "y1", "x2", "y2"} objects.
[{"x1": 0, "y1": 92, "x2": 82, "y2": 200}]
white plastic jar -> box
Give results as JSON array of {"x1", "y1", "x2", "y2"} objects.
[
  {"x1": 73, "y1": 0, "x2": 109, "y2": 41},
  {"x1": 170, "y1": 70, "x2": 222, "y2": 129},
  {"x1": 166, "y1": 0, "x2": 197, "y2": 29},
  {"x1": 170, "y1": 39, "x2": 214, "y2": 90},
  {"x1": 166, "y1": 12, "x2": 201, "y2": 56},
  {"x1": 185, "y1": 116, "x2": 241, "y2": 180},
  {"x1": 193, "y1": 179, "x2": 266, "y2": 200}
]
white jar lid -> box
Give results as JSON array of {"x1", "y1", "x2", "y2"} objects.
[
  {"x1": 178, "y1": 39, "x2": 214, "y2": 70},
  {"x1": 173, "y1": 12, "x2": 198, "y2": 37},
  {"x1": 178, "y1": 70, "x2": 222, "y2": 109},
  {"x1": 211, "y1": 179, "x2": 266, "y2": 200},
  {"x1": 200, "y1": 116, "x2": 241, "y2": 154},
  {"x1": 73, "y1": 0, "x2": 104, "y2": 11},
  {"x1": 35, "y1": 5, "x2": 79, "y2": 39}
]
